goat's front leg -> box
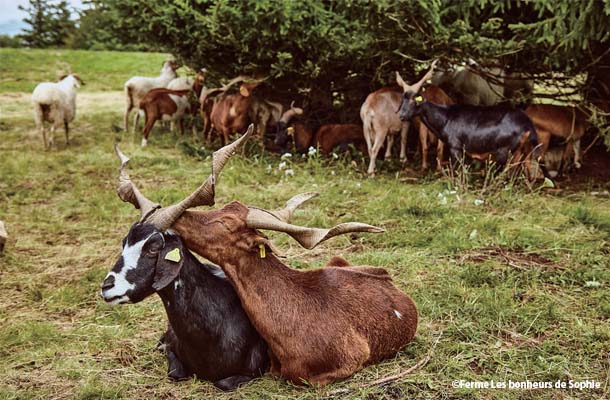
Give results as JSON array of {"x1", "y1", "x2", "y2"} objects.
[{"x1": 384, "y1": 134, "x2": 394, "y2": 159}]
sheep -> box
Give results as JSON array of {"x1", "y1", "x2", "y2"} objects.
[
  {"x1": 397, "y1": 62, "x2": 550, "y2": 180},
  {"x1": 101, "y1": 131, "x2": 273, "y2": 390},
  {"x1": 32, "y1": 74, "x2": 83, "y2": 148},
  {"x1": 124, "y1": 59, "x2": 180, "y2": 132},
  {"x1": 110, "y1": 124, "x2": 418, "y2": 386}
]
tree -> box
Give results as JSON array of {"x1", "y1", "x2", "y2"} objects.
[
  {"x1": 102, "y1": 0, "x2": 610, "y2": 124},
  {"x1": 19, "y1": 0, "x2": 76, "y2": 48}
]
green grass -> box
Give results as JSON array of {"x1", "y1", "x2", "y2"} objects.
[{"x1": 1, "y1": 48, "x2": 609, "y2": 399}]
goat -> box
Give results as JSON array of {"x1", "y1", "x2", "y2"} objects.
[
  {"x1": 138, "y1": 89, "x2": 195, "y2": 147},
  {"x1": 360, "y1": 86, "x2": 408, "y2": 175},
  {"x1": 101, "y1": 129, "x2": 270, "y2": 390},
  {"x1": 411, "y1": 85, "x2": 454, "y2": 170},
  {"x1": 124, "y1": 59, "x2": 180, "y2": 132},
  {"x1": 397, "y1": 62, "x2": 549, "y2": 179},
  {"x1": 0, "y1": 220, "x2": 6, "y2": 253},
  {"x1": 167, "y1": 69, "x2": 206, "y2": 135},
  {"x1": 525, "y1": 104, "x2": 588, "y2": 176},
  {"x1": 32, "y1": 74, "x2": 83, "y2": 148},
  {"x1": 205, "y1": 77, "x2": 260, "y2": 145},
  {"x1": 275, "y1": 104, "x2": 366, "y2": 155},
  {"x1": 110, "y1": 125, "x2": 418, "y2": 386}
]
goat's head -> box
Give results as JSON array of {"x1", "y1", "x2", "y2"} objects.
[
  {"x1": 59, "y1": 74, "x2": 84, "y2": 89},
  {"x1": 274, "y1": 101, "x2": 303, "y2": 152},
  {"x1": 100, "y1": 125, "x2": 255, "y2": 303},
  {"x1": 100, "y1": 224, "x2": 185, "y2": 304},
  {"x1": 163, "y1": 59, "x2": 181, "y2": 72},
  {"x1": 396, "y1": 60, "x2": 437, "y2": 121}
]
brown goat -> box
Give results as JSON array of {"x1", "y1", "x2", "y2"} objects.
[
  {"x1": 275, "y1": 105, "x2": 366, "y2": 155},
  {"x1": 413, "y1": 85, "x2": 454, "y2": 170},
  {"x1": 113, "y1": 126, "x2": 418, "y2": 386},
  {"x1": 138, "y1": 88, "x2": 193, "y2": 147},
  {"x1": 525, "y1": 104, "x2": 588, "y2": 175},
  {"x1": 209, "y1": 81, "x2": 260, "y2": 145}
]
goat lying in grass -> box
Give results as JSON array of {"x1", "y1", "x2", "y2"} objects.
[
  {"x1": 100, "y1": 127, "x2": 269, "y2": 390},
  {"x1": 32, "y1": 74, "x2": 83, "y2": 148},
  {"x1": 109, "y1": 124, "x2": 418, "y2": 386}
]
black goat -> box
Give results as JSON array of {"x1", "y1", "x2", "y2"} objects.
[
  {"x1": 396, "y1": 68, "x2": 550, "y2": 179},
  {"x1": 100, "y1": 223, "x2": 269, "y2": 390},
  {"x1": 398, "y1": 93, "x2": 551, "y2": 178}
]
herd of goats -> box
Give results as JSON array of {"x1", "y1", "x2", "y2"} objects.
[
  {"x1": 31, "y1": 57, "x2": 608, "y2": 180},
  {"x1": 15, "y1": 56, "x2": 607, "y2": 391}
]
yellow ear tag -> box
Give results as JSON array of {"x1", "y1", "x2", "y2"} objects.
[
  {"x1": 164, "y1": 248, "x2": 181, "y2": 263},
  {"x1": 287, "y1": 127, "x2": 294, "y2": 137},
  {"x1": 415, "y1": 95, "x2": 424, "y2": 102},
  {"x1": 259, "y1": 244, "x2": 266, "y2": 258}
]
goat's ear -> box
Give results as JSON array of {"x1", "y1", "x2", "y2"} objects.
[
  {"x1": 59, "y1": 74, "x2": 68, "y2": 82},
  {"x1": 73, "y1": 74, "x2": 85, "y2": 86},
  {"x1": 153, "y1": 242, "x2": 184, "y2": 291}
]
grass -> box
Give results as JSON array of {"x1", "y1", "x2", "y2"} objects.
[{"x1": 1, "y1": 48, "x2": 609, "y2": 399}]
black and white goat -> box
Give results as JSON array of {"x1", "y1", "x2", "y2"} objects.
[{"x1": 100, "y1": 222, "x2": 269, "y2": 390}]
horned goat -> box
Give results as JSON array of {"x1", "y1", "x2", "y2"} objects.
[{"x1": 110, "y1": 125, "x2": 418, "y2": 386}]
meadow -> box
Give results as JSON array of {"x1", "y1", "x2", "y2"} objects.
[{"x1": 0, "y1": 49, "x2": 609, "y2": 399}]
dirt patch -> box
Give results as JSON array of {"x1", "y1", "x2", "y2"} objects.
[{"x1": 457, "y1": 246, "x2": 563, "y2": 271}]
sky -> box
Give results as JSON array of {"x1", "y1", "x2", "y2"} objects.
[{"x1": 0, "y1": 0, "x2": 84, "y2": 36}]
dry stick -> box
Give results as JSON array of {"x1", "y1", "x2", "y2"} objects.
[{"x1": 325, "y1": 333, "x2": 443, "y2": 397}]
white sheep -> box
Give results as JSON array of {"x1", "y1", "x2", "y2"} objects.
[
  {"x1": 32, "y1": 74, "x2": 83, "y2": 148},
  {"x1": 124, "y1": 59, "x2": 179, "y2": 132}
]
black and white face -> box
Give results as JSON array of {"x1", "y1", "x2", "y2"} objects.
[{"x1": 100, "y1": 224, "x2": 183, "y2": 305}]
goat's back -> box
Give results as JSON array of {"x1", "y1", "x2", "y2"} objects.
[
  {"x1": 314, "y1": 124, "x2": 366, "y2": 154},
  {"x1": 525, "y1": 104, "x2": 587, "y2": 139}
]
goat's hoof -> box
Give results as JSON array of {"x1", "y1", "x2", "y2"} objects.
[{"x1": 141, "y1": 138, "x2": 148, "y2": 147}]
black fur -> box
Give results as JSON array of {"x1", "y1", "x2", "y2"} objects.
[
  {"x1": 398, "y1": 92, "x2": 550, "y2": 178},
  {"x1": 103, "y1": 223, "x2": 269, "y2": 390}
]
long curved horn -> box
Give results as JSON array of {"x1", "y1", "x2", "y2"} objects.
[
  {"x1": 114, "y1": 145, "x2": 161, "y2": 220},
  {"x1": 246, "y1": 207, "x2": 384, "y2": 249},
  {"x1": 397, "y1": 59, "x2": 438, "y2": 94},
  {"x1": 258, "y1": 192, "x2": 319, "y2": 223},
  {"x1": 148, "y1": 124, "x2": 255, "y2": 230},
  {"x1": 280, "y1": 101, "x2": 304, "y2": 123}
]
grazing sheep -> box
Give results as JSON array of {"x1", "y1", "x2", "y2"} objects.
[
  {"x1": 32, "y1": 74, "x2": 83, "y2": 148},
  {"x1": 124, "y1": 59, "x2": 180, "y2": 132}
]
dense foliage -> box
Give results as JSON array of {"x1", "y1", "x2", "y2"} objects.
[{"x1": 18, "y1": 0, "x2": 76, "y2": 48}]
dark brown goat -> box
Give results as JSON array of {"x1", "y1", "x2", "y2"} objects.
[
  {"x1": 275, "y1": 106, "x2": 366, "y2": 155},
  {"x1": 112, "y1": 126, "x2": 418, "y2": 386},
  {"x1": 525, "y1": 104, "x2": 588, "y2": 175},
  {"x1": 413, "y1": 85, "x2": 454, "y2": 170}
]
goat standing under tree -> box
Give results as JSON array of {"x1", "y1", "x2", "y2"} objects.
[
  {"x1": 397, "y1": 61, "x2": 550, "y2": 180},
  {"x1": 108, "y1": 125, "x2": 419, "y2": 386}
]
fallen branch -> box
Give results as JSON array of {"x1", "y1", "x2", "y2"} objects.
[{"x1": 324, "y1": 333, "x2": 443, "y2": 397}]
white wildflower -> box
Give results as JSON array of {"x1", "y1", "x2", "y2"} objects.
[
  {"x1": 284, "y1": 169, "x2": 294, "y2": 176},
  {"x1": 281, "y1": 153, "x2": 292, "y2": 160},
  {"x1": 308, "y1": 146, "x2": 317, "y2": 156},
  {"x1": 278, "y1": 161, "x2": 287, "y2": 170},
  {"x1": 474, "y1": 199, "x2": 484, "y2": 206}
]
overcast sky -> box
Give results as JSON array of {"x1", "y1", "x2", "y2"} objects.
[{"x1": 0, "y1": 0, "x2": 85, "y2": 35}]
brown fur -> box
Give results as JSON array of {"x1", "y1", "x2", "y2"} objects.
[
  {"x1": 171, "y1": 203, "x2": 418, "y2": 386},
  {"x1": 525, "y1": 104, "x2": 587, "y2": 172},
  {"x1": 139, "y1": 89, "x2": 190, "y2": 142},
  {"x1": 210, "y1": 82, "x2": 260, "y2": 145},
  {"x1": 413, "y1": 85, "x2": 454, "y2": 170},
  {"x1": 290, "y1": 123, "x2": 366, "y2": 155}
]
